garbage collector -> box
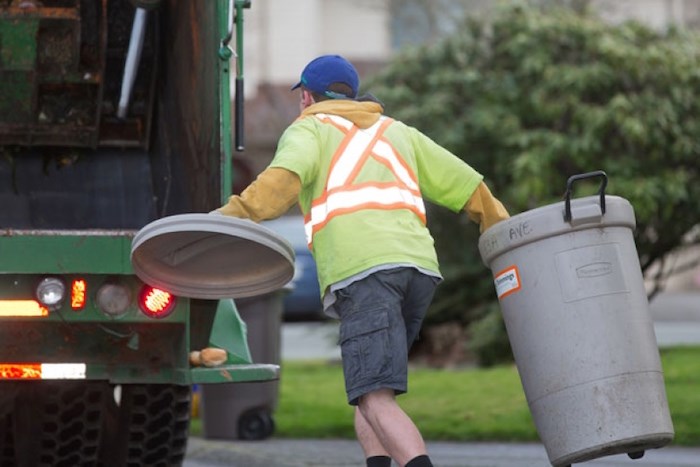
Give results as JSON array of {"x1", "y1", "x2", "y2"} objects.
[{"x1": 213, "y1": 54, "x2": 509, "y2": 467}]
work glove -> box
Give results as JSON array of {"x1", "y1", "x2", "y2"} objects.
[
  {"x1": 216, "y1": 167, "x2": 302, "y2": 221},
  {"x1": 464, "y1": 182, "x2": 510, "y2": 233}
]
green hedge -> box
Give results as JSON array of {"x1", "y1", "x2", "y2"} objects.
[{"x1": 367, "y1": 4, "x2": 700, "y2": 365}]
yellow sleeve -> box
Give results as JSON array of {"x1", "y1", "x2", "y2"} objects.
[
  {"x1": 464, "y1": 182, "x2": 510, "y2": 233},
  {"x1": 216, "y1": 167, "x2": 301, "y2": 222}
]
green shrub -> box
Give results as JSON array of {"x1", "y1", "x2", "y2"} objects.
[
  {"x1": 467, "y1": 302, "x2": 513, "y2": 367},
  {"x1": 368, "y1": 4, "x2": 700, "y2": 365}
]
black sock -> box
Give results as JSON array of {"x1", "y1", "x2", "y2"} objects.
[
  {"x1": 366, "y1": 455, "x2": 392, "y2": 467},
  {"x1": 406, "y1": 454, "x2": 433, "y2": 467}
]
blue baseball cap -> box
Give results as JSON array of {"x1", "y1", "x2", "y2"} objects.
[{"x1": 291, "y1": 55, "x2": 359, "y2": 99}]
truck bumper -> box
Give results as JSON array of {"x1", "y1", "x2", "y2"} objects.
[{"x1": 190, "y1": 363, "x2": 279, "y2": 384}]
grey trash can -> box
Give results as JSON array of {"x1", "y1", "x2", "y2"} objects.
[
  {"x1": 478, "y1": 172, "x2": 674, "y2": 467},
  {"x1": 201, "y1": 291, "x2": 283, "y2": 440}
]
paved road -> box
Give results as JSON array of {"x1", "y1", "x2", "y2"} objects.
[
  {"x1": 184, "y1": 437, "x2": 700, "y2": 467},
  {"x1": 648, "y1": 292, "x2": 700, "y2": 347}
]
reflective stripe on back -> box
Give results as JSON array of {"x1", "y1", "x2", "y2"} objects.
[{"x1": 305, "y1": 114, "x2": 426, "y2": 245}]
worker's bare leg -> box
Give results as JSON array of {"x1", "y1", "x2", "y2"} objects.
[
  {"x1": 357, "y1": 388, "x2": 428, "y2": 467},
  {"x1": 356, "y1": 407, "x2": 390, "y2": 456}
]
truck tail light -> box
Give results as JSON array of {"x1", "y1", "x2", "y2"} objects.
[
  {"x1": 0, "y1": 363, "x2": 86, "y2": 380},
  {"x1": 96, "y1": 281, "x2": 132, "y2": 318},
  {"x1": 35, "y1": 277, "x2": 66, "y2": 310},
  {"x1": 71, "y1": 279, "x2": 87, "y2": 310},
  {"x1": 0, "y1": 300, "x2": 48, "y2": 317},
  {"x1": 138, "y1": 285, "x2": 176, "y2": 319}
]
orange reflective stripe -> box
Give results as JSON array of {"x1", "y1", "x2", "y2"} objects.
[
  {"x1": 326, "y1": 118, "x2": 387, "y2": 189},
  {"x1": 309, "y1": 181, "x2": 425, "y2": 225},
  {"x1": 326, "y1": 125, "x2": 359, "y2": 188},
  {"x1": 316, "y1": 113, "x2": 354, "y2": 132},
  {"x1": 345, "y1": 118, "x2": 394, "y2": 186},
  {"x1": 304, "y1": 184, "x2": 426, "y2": 246},
  {"x1": 306, "y1": 114, "x2": 426, "y2": 246},
  {"x1": 369, "y1": 137, "x2": 419, "y2": 190}
]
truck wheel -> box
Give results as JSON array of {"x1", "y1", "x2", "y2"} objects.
[
  {"x1": 12, "y1": 380, "x2": 109, "y2": 467},
  {"x1": 99, "y1": 384, "x2": 191, "y2": 467},
  {"x1": 238, "y1": 409, "x2": 275, "y2": 440}
]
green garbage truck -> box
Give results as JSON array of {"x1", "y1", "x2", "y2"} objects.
[{"x1": 0, "y1": 1, "x2": 271, "y2": 465}]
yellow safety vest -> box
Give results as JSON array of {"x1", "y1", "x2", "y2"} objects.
[{"x1": 304, "y1": 113, "x2": 426, "y2": 247}]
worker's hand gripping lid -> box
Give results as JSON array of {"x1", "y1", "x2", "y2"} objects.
[{"x1": 130, "y1": 213, "x2": 295, "y2": 299}]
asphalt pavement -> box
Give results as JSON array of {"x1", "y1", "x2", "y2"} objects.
[
  {"x1": 185, "y1": 291, "x2": 700, "y2": 467},
  {"x1": 184, "y1": 438, "x2": 700, "y2": 467},
  {"x1": 648, "y1": 292, "x2": 700, "y2": 347}
]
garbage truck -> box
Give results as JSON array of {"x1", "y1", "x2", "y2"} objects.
[{"x1": 0, "y1": 1, "x2": 271, "y2": 465}]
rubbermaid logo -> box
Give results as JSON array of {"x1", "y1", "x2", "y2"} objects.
[{"x1": 576, "y1": 262, "x2": 612, "y2": 278}]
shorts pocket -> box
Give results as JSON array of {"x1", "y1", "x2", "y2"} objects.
[{"x1": 339, "y1": 308, "x2": 391, "y2": 390}]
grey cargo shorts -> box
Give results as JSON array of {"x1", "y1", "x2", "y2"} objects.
[{"x1": 334, "y1": 267, "x2": 438, "y2": 406}]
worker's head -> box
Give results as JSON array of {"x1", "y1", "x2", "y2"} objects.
[{"x1": 291, "y1": 55, "x2": 359, "y2": 107}]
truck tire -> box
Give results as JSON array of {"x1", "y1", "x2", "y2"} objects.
[
  {"x1": 99, "y1": 383, "x2": 191, "y2": 467},
  {"x1": 12, "y1": 380, "x2": 109, "y2": 467}
]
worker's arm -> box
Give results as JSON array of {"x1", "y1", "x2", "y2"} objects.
[
  {"x1": 216, "y1": 167, "x2": 301, "y2": 222},
  {"x1": 464, "y1": 182, "x2": 510, "y2": 233}
]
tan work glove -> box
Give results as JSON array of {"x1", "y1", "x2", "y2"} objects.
[
  {"x1": 216, "y1": 167, "x2": 302, "y2": 221},
  {"x1": 464, "y1": 182, "x2": 510, "y2": 233}
]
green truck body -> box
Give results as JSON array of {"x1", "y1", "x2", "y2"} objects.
[{"x1": 0, "y1": 1, "x2": 272, "y2": 464}]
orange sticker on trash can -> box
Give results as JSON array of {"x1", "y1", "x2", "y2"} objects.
[{"x1": 494, "y1": 265, "x2": 521, "y2": 299}]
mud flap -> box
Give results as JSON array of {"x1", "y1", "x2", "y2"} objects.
[{"x1": 208, "y1": 298, "x2": 253, "y2": 364}]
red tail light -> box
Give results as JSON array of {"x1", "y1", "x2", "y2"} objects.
[
  {"x1": 138, "y1": 285, "x2": 176, "y2": 318},
  {"x1": 71, "y1": 279, "x2": 87, "y2": 310}
]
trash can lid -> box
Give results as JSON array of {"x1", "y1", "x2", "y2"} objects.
[
  {"x1": 479, "y1": 195, "x2": 636, "y2": 267},
  {"x1": 131, "y1": 213, "x2": 295, "y2": 299}
]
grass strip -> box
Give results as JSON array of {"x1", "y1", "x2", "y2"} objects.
[{"x1": 191, "y1": 346, "x2": 700, "y2": 446}]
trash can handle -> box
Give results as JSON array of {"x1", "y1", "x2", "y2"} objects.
[{"x1": 563, "y1": 170, "x2": 608, "y2": 222}]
